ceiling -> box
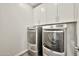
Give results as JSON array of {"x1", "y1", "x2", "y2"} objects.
[{"x1": 27, "y1": 3, "x2": 42, "y2": 8}]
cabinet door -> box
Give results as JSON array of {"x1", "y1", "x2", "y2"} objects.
[
  {"x1": 39, "y1": 4, "x2": 47, "y2": 25},
  {"x1": 46, "y1": 3, "x2": 57, "y2": 24},
  {"x1": 58, "y1": 3, "x2": 74, "y2": 22},
  {"x1": 33, "y1": 4, "x2": 46, "y2": 25},
  {"x1": 33, "y1": 7, "x2": 41, "y2": 25},
  {"x1": 76, "y1": 4, "x2": 79, "y2": 20}
]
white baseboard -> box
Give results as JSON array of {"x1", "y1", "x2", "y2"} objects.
[{"x1": 15, "y1": 49, "x2": 28, "y2": 56}]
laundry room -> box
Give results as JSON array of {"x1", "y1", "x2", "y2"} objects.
[{"x1": 0, "y1": 0, "x2": 79, "y2": 57}]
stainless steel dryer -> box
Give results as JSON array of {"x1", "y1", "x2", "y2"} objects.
[{"x1": 27, "y1": 26, "x2": 43, "y2": 56}]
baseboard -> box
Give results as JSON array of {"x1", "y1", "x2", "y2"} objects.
[{"x1": 15, "y1": 49, "x2": 28, "y2": 56}]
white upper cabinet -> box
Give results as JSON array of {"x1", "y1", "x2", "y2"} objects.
[
  {"x1": 33, "y1": 4, "x2": 47, "y2": 25},
  {"x1": 39, "y1": 4, "x2": 47, "y2": 25},
  {"x1": 46, "y1": 3, "x2": 57, "y2": 24},
  {"x1": 33, "y1": 3, "x2": 77, "y2": 25},
  {"x1": 75, "y1": 4, "x2": 79, "y2": 20},
  {"x1": 33, "y1": 3, "x2": 57, "y2": 25},
  {"x1": 58, "y1": 3, "x2": 75, "y2": 22},
  {"x1": 33, "y1": 6, "x2": 41, "y2": 25}
]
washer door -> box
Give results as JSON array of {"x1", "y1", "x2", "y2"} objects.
[{"x1": 43, "y1": 29, "x2": 64, "y2": 53}]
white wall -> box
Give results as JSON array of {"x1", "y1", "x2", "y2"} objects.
[{"x1": 0, "y1": 3, "x2": 33, "y2": 56}]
